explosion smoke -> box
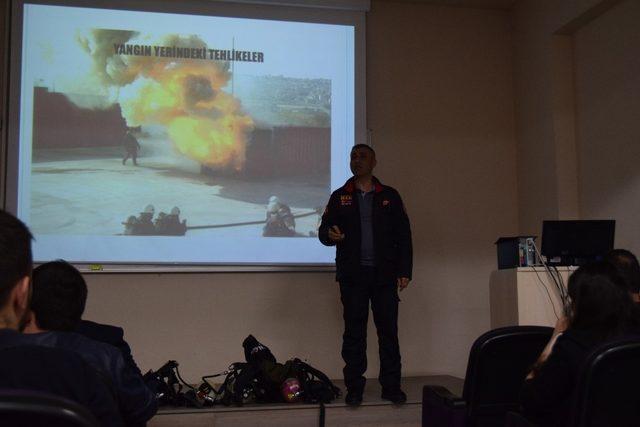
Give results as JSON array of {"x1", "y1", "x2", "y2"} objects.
[{"x1": 77, "y1": 29, "x2": 253, "y2": 170}]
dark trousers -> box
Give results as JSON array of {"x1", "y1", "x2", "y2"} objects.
[
  {"x1": 123, "y1": 150, "x2": 138, "y2": 165},
  {"x1": 339, "y1": 266, "x2": 401, "y2": 393}
]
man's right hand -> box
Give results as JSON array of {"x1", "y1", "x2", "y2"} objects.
[{"x1": 328, "y1": 225, "x2": 345, "y2": 243}]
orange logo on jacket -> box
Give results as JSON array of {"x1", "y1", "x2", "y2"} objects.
[{"x1": 340, "y1": 195, "x2": 352, "y2": 206}]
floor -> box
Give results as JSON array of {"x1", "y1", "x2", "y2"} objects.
[{"x1": 150, "y1": 375, "x2": 464, "y2": 426}]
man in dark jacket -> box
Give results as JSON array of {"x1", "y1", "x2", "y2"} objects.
[
  {"x1": 319, "y1": 144, "x2": 412, "y2": 406},
  {"x1": 23, "y1": 260, "x2": 157, "y2": 426},
  {"x1": 77, "y1": 319, "x2": 143, "y2": 377}
]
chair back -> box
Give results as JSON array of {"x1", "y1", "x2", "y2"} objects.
[
  {"x1": 0, "y1": 388, "x2": 100, "y2": 427},
  {"x1": 571, "y1": 339, "x2": 640, "y2": 427},
  {"x1": 462, "y1": 325, "x2": 553, "y2": 426}
]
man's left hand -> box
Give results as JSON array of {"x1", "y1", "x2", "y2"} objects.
[{"x1": 397, "y1": 277, "x2": 410, "y2": 291}]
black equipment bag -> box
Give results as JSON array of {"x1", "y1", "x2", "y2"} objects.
[
  {"x1": 240, "y1": 335, "x2": 342, "y2": 404},
  {"x1": 288, "y1": 358, "x2": 341, "y2": 403},
  {"x1": 143, "y1": 360, "x2": 186, "y2": 406}
]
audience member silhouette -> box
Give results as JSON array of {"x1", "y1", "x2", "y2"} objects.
[
  {"x1": 0, "y1": 210, "x2": 124, "y2": 426},
  {"x1": 521, "y1": 262, "x2": 640, "y2": 426}
]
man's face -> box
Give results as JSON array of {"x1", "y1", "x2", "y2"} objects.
[{"x1": 350, "y1": 147, "x2": 376, "y2": 178}]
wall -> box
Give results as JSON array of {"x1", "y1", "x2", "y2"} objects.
[
  {"x1": 365, "y1": 0, "x2": 517, "y2": 377},
  {"x1": 77, "y1": 0, "x2": 519, "y2": 383},
  {"x1": 511, "y1": 0, "x2": 626, "y2": 235},
  {"x1": 573, "y1": 0, "x2": 640, "y2": 254}
]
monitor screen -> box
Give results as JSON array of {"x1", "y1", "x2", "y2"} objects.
[{"x1": 541, "y1": 220, "x2": 615, "y2": 265}]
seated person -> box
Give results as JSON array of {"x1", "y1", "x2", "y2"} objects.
[
  {"x1": 76, "y1": 317, "x2": 143, "y2": 377},
  {"x1": 520, "y1": 262, "x2": 640, "y2": 426},
  {"x1": 23, "y1": 260, "x2": 157, "y2": 427},
  {"x1": 605, "y1": 248, "x2": 640, "y2": 303},
  {"x1": 0, "y1": 210, "x2": 123, "y2": 427},
  {"x1": 31, "y1": 260, "x2": 143, "y2": 377}
]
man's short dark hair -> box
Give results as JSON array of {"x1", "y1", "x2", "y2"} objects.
[
  {"x1": 31, "y1": 260, "x2": 87, "y2": 331},
  {"x1": 351, "y1": 144, "x2": 376, "y2": 158},
  {"x1": 605, "y1": 249, "x2": 640, "y2": 294},
  {"x1": 0, "y1": 210, "x2": 33, "y2": 308}
]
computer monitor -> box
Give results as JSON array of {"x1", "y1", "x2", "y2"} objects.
[{"x1": 541, "y1": 220, "x2": 615, "y2": 266}]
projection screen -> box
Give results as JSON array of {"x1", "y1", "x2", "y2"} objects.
[{"x1": 4, "y1": 0, "x2": 366, "y2": 270}]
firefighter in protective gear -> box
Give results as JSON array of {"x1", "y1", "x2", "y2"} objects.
[
  {"x1": 263, "y1": 196, "x2": 295, "y2": 237},
  {"x1": 154, "y1": 207, "x2": 187, "y2": 236},
  {"x1": 122, "y1": 129, "x2": 141, "y2": 166}
]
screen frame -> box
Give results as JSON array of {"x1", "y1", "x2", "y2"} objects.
[{"x1": 3, "y1": 0, "x2": 366, "y2": 272}]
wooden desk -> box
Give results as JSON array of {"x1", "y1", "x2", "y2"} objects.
[{"x1": 489, "y1": 267, "x2": 576, "y2": 328}]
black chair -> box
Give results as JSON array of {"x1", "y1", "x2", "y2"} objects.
[
  {"x1": 422, "y1": 325, "x2": 553, "y2": 427},
  {"x1": 505, "y1": 338, "x2": 640, "y2": 427},
  {"x1": 571, "y1": 338, "x2": 640, "y2": 427},
  {"x1": 0, "y1": 388, "x2": 100, "y2": 427}
]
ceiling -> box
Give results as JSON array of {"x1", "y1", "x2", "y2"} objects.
[{"x1": 379, "y1": 0, "x2": 516, "y2": 10}]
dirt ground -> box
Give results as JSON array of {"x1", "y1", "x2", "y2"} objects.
[{"x1": 30, "y1": 146, "x2": 329, "y2": 238}]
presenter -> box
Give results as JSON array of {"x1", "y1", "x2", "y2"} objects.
[{"x1": 319, "y1": 144, "x2": 412, "y2": 406}]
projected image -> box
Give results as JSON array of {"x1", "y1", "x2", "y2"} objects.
[
  {"x1": 30, "y1": 25, "x2": 331, "y2": 240},
  {"x1": 20, "y1": 5, "x2": 353, "y2": 262}
]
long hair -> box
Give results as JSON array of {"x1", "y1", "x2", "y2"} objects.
[
  {"x1": 567, "y1": 262, "x2": 636, "y2": 341},
  {"x1": 604, "y1": 249, "x2": 640, "y2": 294}
]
